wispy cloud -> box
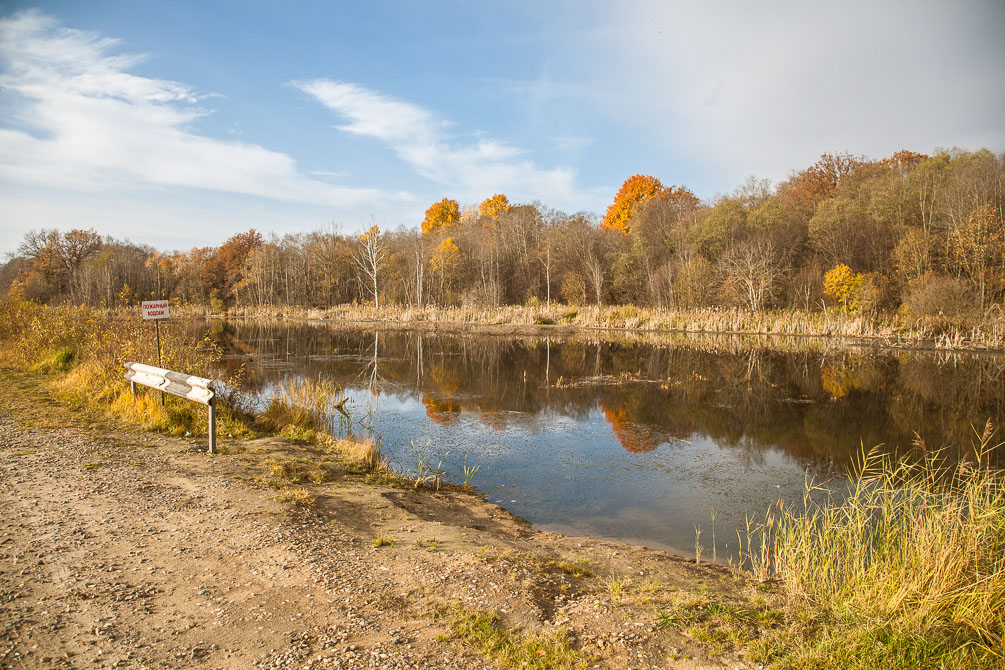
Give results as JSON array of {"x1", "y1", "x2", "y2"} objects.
[
  {"x1": 292, "y1": 79, "x2": 601, "y2": 209},
  {"x1": 0, "y1": 10, "x2": 389, "y2": 207}
]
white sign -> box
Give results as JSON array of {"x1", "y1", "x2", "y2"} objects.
[{"x1": 141, "y1": 300, "x2": 170, "y2": 320}]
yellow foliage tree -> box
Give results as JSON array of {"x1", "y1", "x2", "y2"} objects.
[
  {"x1": 478, "y1": 194, "x2": 512, "y2": 220},
  {"x1": 823, "y1": 263, "x2": 864, "y2": 313},
  {"x1": 421, "y1": 198, "x2": 460, "y2": 236},
  {"x1": 430, "y1": 237, "x2": 461, "y2": 274}
]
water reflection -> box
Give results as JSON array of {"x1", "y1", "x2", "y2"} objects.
[{"x1": 206, "y1": 320, "x2": 1005, "y2": 558}]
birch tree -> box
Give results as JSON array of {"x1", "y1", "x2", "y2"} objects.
[{"x1": 355, "y1": 224, "x2": 387, "y2": 308}]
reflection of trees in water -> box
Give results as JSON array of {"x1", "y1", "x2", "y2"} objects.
[
  {"x1": 599, "y1": 401, "x2": 662, "y2": 453},
  {"x1": 208, "y1": 320, "x2": 1005, "y2": 468},
  {"x1": 421, "y1": 396, "x2": 460, "y2": 425}
]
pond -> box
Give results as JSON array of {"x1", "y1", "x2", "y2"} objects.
[{"x1": 206, "y1": 320, "x2": 1005, "y2": 562}]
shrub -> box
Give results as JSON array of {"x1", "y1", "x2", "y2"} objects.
[{"x1": 901, "y1": 273, "x2": 975, "y2": 319}]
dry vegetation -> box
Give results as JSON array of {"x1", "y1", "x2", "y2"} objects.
[
  {"x1": 217, "y1": 302, "x2": 1005, "y2": 350},
  {"x1": 3, "y1": 148, "x2": 1003, "y2": 351}
]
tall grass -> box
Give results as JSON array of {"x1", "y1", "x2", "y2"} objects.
[
  {"x1": 256, "y1": 376, "x2": 385, "y2": 471},
  {"x1": 0, "y1": 301, "x2": 251, "y2": 437},
  {"x1": 0, "y1": 302, "x2": 390, "y2": 466},
  {"x1": 746, "y1": 423, "x2": 1005, "y2": 668},
  {"x1": 217, "y1": 303, "x2": 1005, "y2": 350}
]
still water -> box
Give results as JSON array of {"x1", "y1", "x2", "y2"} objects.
[{"x1": 208, "y1": 320, "x2": 1005, "y2": 560}]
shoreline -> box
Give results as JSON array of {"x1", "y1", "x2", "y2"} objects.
[
  {"x1": 182, "y1": 302, "x2": 1005, "y2": 354},
  {"x1": 0, "y1": 363, "x2": 770, "y2": 669}
]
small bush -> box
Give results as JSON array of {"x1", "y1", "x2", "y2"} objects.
[
  {"x1": 901, "y1": 273, "x2": 975, "y2": 320},
  {"x1": 50, "y1": 346, "x2": 76, "y2": 372}
]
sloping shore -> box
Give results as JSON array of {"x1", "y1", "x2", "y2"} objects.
[{"x1": 0, "y1": 367, "x2": 775, "y2": 669}]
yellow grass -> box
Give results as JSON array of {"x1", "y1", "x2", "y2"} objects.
[
  {"x1": 746, "y1": 423, "x2": 1005, "y2": 668},
  {"x1": 214, "y1": 302, "x2": 1005, "y2": 350}
]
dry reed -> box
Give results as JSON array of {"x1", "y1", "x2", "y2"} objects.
[{"x1": 746, "y1": 422, "x2": 1005, "y2": 668}]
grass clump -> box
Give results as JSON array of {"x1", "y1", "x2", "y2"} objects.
[
  {"x1": 255, "y1": 376, "x2": 350, "y2": 443},
  {"x1": 372, "y1": 536, "x2": 394, "y2": 548},
  {"x1": 656, "y1": 592, "x2": 780, "y2": 657},
  {"x1": 274, "y1": 488, "x2": 315, "y2": 507},
  {"x1": 547, "y1": 558, "x2": 595, "y2": 579},
  {"x1": 328, "y1": 436, "x2": 385, "y2": 472},
  {"x1": 266, "y1": 458, "x2": 328, "y2": 485},
  {"x1": 434, "y1": 603, "x2": 589, "y2": 670},
  {"x1": 747, "y1": 423, "x2": 1005, "y2": 669},
  {"x1": 44, "y1": 346, "x2": 76, "y2": 373}
]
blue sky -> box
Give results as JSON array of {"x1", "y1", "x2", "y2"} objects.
[{"x1": 1, "y1": 1, "x2": 1003, "y2": 254}]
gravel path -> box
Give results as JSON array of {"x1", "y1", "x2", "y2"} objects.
[{"x1": 0, "y1": 416, "x2": 498, "y2": 669}]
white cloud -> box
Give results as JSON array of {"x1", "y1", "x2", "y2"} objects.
[
  {"x1": 293, "y1": 79, "x2": 602, "y2": 209},
  {"x1": 0, "y1": 10, "x2": 390, "y2": 207},
  {"x1": 590, "y1": 0, "x2": 1005, "y2": 187}
]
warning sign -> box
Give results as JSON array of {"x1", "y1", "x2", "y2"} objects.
[{"x1": 141, "y1": 300, "x2": 170, "y2": 320}]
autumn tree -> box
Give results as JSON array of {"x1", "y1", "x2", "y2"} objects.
[
  {"x1": 205, "y1": 229, "x2": 262, "y2": 304},
  {"x1": 421, "y1": 197, "x2": 460, "y2": 236},
  {"x1": 602, "y1": 175, "x2": 666, "y2": 234},
  {"x1": 478, "y1": 193, "x2": 512, "y2": 220},
  {"x1": 778, "y1": 152, "x2": 867, "y2": 221},
  {"x1": 823, "y1": 263, "x2": 865, "y2": 313},
  {"x1": 16, "y1": 228, "x2": 103, "y2": 302}
]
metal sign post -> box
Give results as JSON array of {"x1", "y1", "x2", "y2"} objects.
[{"x1": 141, "y1": 300, "x2": 170, "y2": 404}]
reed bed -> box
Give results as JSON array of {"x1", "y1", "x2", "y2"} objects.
[
  {"x1": 746, "y1": 423, "x2": 1005, "y2": 668},
  {"x1": 212, "y1": 303, "x2": 1005, "y2": 350}
]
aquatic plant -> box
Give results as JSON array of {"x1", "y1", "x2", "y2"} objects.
[
  {"x1": 409, "y1": 440, "x2": 449, "y2": 490},
  {"x1": 462, "y1": 453, "x2": 481, "y2": 489}
]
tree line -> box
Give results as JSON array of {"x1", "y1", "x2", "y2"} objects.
[{"x1": 2, "y1": 147, "x2": 1003, "y2": 319}]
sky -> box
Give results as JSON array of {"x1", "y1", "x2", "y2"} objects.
[{"x1": 1, "y1": 0, "x2": 1003, "y2": 255}]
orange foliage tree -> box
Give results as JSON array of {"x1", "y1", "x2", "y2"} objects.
[
  {"x1": 479, "y1": 193, "x2": 512, "y2": 220},
  {"x1": 602, "y1": 175, "x2": 667, "y2": 234},
  {"x1": 601, "y1": 175, "x2": 697, "y2": 234},
  {"x1": 421, "y1": 198, "x2": 460, "y2": 236}
]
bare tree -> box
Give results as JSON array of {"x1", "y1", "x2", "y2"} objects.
[
  {"x1": 355, "y1": 223, "x2": 387, "y2": 308},
  {"x1": 721, "y1": 239, "x2": 785, "y2": 311}
]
